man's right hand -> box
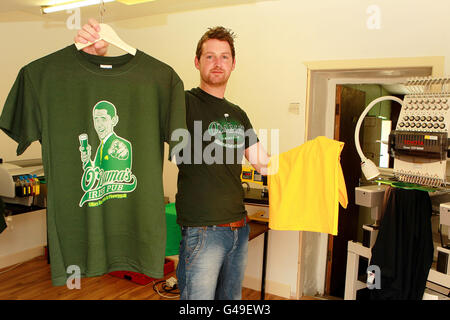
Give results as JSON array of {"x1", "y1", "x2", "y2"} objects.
[
  {"x1": 74, "y1": 18, "x2": 109, "y2": 56},
  {"x1": 80, "y1": 144, "x2": 92, "y2": 164}
]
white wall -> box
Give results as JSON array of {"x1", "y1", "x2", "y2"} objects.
[
  {"x1": 2, "y1": 0, "x2": 450, "y2": 297},
  {"x1": 0, "y1": 210, "x2": 47, "y2": 268}
]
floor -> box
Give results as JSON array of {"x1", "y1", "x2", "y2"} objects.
[{"x1": 0, "y1": 256, "x2": 297, "y2": 300}]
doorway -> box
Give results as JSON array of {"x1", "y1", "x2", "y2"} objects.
[
  {"x1": 298, "y1": 57, "x2": 444, "y2": 298},
  {"x1": 326, "y1": 84, "x2": 406, "y2": 297}
]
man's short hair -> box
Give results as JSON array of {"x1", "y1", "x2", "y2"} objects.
[
  {"x1": 93, "y1": 101, "x2": 117, "y2": 119},
  {"x1": 196, "y1": 26, "x2": 236, "y2": 61}
]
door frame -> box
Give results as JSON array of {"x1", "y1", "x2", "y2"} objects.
[{"x1": 297, "y1": 56, "x2": 444, "y2": 299}]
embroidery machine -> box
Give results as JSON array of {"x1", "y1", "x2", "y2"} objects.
[{"x1": 345, "y1": 76, "x2": 450, "y2": 299}]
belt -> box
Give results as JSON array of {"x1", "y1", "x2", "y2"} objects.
[{"x1": 217, "y1": 216, "x2": 249, "y2": 229}]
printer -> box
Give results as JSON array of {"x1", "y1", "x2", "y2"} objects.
[{"x1": 0, "y1": 158, "x2": 46, "y2": 214}]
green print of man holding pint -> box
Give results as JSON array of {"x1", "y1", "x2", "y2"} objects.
[{"x1": 78, "y1": 100, "x2": 137, "y2": 207}]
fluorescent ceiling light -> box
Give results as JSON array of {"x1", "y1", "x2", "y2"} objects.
[{"x1": 41, "y1": 0, "x2": 115, "y2": 14}]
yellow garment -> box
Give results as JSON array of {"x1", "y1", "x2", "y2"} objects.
[{"x1": 268, "y1": 136, "x2": 348, "y2": 235}]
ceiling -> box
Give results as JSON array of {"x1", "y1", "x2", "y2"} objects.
[{"x1": 0, "y1": 0, "x2": 273, "y2": 22}]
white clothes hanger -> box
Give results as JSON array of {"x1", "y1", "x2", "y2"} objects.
[
  {"x1": 75, "y1": 24, "x2": 137, "y2": 56},
  {"x1": 74, "y1": 1, "x2": 136, "y2": 56}
]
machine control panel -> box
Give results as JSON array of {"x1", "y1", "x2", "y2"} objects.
[{"x1": 396, "y1": 94, "x2": 450, "y2": 132}]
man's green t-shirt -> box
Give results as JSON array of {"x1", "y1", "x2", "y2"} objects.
[
  {"x1": 175, "y1": 87, "x2": 258, "y2": 226},
  {"x1": 0, "y1": 45, "x2": 187, "y2": 285}
]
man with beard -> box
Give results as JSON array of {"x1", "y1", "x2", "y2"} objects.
[{"x1": 75, "y1": 21, "x2": 270, "y2": 300}]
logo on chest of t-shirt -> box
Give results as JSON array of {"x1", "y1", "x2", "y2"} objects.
[
  {"x1": 208, "y1": 113, "x2": 245, "y2": 149},
  {"x1": 78, "y1": 100, "x2": 137, "y2": 207}
]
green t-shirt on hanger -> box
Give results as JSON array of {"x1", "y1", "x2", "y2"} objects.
[{"x1": 0, "y1": 45, "x2": 187, "y2": 286}]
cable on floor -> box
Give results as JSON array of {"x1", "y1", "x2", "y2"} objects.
[{"x1": 151, "y1": 278, "x2": 180, "y2": 299}]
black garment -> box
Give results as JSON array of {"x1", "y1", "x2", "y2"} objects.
[
  {"x1": 370, "y1": 188, "x2": 434, "y2": 300},
  {"x1": 0, "y1": 198, "x2": 6, "y2": 234},
  {"x1": 175, "y1": 87, "x2": 259, "y2": 227}
]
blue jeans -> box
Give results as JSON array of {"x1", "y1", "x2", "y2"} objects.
[{"x1": 176, "y1": 224, "x2": 250, "y2": 300}]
